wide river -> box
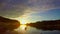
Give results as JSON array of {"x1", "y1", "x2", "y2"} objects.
[{"x1": 14, "y1": 25, "x2": 60, "y2": 34}]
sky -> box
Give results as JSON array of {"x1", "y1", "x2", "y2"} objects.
[{"x1": 0, "y1": 0, "x2": 60, "y2": 22}]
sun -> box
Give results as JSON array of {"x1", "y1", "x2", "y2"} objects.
[
  {"x1": 20, "y1": 19, "x2": 27, "y2": 24},
  {"x1": 16, "y1": 17, "x2": 28, "y2": 25},
  {"x1": 15, "y1": 16, "x2": 30, "y2": 25}
]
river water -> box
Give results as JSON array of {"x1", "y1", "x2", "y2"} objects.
[{"x1": 14, "y1": 25, "x2": 60, "y2": 34}]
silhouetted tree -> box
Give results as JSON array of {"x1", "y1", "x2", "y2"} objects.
[{"x1": 27, "y1": 20, "x2": 60, "y2": 30}]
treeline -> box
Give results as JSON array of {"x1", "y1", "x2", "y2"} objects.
[{"x1": 27, "y1": 20, "x2": 60, "y2": 30}]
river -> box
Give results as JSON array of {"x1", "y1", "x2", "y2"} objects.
[{"x1": 14, "y1": 25, "x2": 60, "y2": 34}]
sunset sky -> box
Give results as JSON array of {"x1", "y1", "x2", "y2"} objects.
[{"x1": 0, "y1": 0, "x2": 60, "y2": 23}]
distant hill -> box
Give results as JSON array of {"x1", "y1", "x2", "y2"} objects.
[{"x1": 0, "y1": 16, "x2": 20, "y2": 33}]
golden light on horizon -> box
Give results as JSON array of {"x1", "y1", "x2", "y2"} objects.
[{"x1": 15, "y1": 17, "x2": 29, "y2": 25}]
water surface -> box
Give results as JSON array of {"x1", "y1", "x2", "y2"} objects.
[{"x1": 15, "y1": 25, "x2": 60, "y2": 34}]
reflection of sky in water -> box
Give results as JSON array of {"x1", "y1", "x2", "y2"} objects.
[{"x1": 15, "y1": 25, "x2": 60, "y2": 34}]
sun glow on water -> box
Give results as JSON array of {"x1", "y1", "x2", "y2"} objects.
[{"x1": 20, "y1": 25, "x2": 27, "y2": 30}]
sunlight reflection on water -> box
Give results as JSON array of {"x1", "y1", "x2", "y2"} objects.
[
  {"x1": 15, "y1": 25, "x2": 28, "y2": 34},
  {"x1": 14, "y1": 25, "x2": 60, "y2": 34},
  {"x1": 20, "y1": 25, "x2": 27, "y2": 30}
]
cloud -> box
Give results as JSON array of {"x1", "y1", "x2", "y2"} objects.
[
  {"x1": 0, "y1": 0, "x2": 28, "y2": 18},
  {"x1": 27, "y1": 0, "x2": 60, "y2": 11},
  {"x1": 0, "y1": 0, "x2": 60, "y2": 18},
  {"x1": 23, "y1": 0, "x2": 60, "y2": 16}
]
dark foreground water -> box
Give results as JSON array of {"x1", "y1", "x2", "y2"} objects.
[{"x1": 12, "y1": 25, "x2": 60, "y2": 34}]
